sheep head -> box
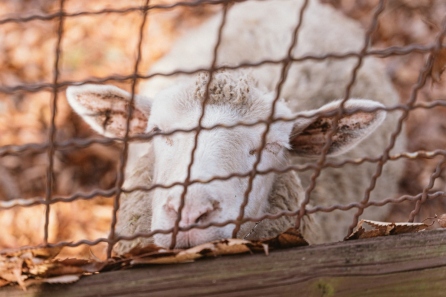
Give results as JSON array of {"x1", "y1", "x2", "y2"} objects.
[{"x1": 66, "y1": 71, "x2": 385, "y2": 248}]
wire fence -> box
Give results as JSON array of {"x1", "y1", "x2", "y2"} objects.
[{"x1": 0, "y1": 0, "x2": 446, "y2": 259}]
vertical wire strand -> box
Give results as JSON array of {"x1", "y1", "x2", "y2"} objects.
[
  {"x1": 169, "y1": 1, "x2": 230, "y2": 249},
  {"x1": 232, "y1": 0, "x2": 310, "y2": 238},
  {"x1": 409, "y1": 156, "x2": 446, "y2": 221},
  {"x1": 44, "y1": 0, "x2": 65, "y2": 244},
  {"x1": 106, "y1": 0, "x2": 151, "y2": 258},
  {"x1": 350, "y1": 15, "x2": 446, "y2": 231},
  {"x1": 407, "y1": 18, "x2": 446, "y2": 222},
  {"x1": 0, "y1": 0, "x2": 443, "y2": 254},
  {"x1": 295, "y1": 0, "x2": 386, "y2": 230}
]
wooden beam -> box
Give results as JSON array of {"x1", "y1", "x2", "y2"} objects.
[{"x1": 2, "y1": 229, "x2": 446, "y2": 297}]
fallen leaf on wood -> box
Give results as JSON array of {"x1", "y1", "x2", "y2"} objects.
[
  {"x1": 0, "y1": 278, "x2": 11, "y2": 288},
  {"x1": 30, "y1": 258, "x2": 106, "y2": 277},
  {"x1": 345, "y1": 219, "x2": 429, "y2": 240},
  {"x1": 119, "y1": 244, "x2": 166, "y2": 258},
  {"x1": 258, "y1": 228, "x2": 309, "y2": 249},
  {"x1": 129, "y1": 229, "x2": 308, "y2": 265},
  {"x1": 3, "y1": 246, "x2": 62, "y2": 260},
  {"x1": 346, "y1": 219, "x2": 429, "y2": 240},
  {"x1": 24, "y1": 274, "x2": 81, "y2": 287},
  {"x1": 0, "y1": 246, "x2": 95, "y2": 290},
  {"x1": 13, "y1": 267, "x2": 26, "y2": 291},
  {"x1": 0, "y1": 257, "x2": 26, "y2": 290},
  {"x1": 131, "y1": 239, "x2": 268, "y2": 265},
  {"x1": 1, "y1": 229, "x2": 308, "y2": 290}
]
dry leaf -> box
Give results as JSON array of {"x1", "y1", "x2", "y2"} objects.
[
  {"x1": 55, "y1": 258, "x2": 106, "y2": 273},
  {"x1": 134, "y1": 249, "x2": 201, "y2": 265},
  {"x1": 25, "y1": 274, "x2": 81, "y2": 287},
  {"x1": 258, "y1": 228, "x2": 309, "y2": 249},
  {"x1": 29, "y1": 258, "x2": 106, "y2": 277},
  {"x1": 0, "y1": 246, "x2": 94, "y2": 290},
  {"x1": 129, "y1": 230, "x2": 307, "y2": 266},
  {"x1": 0, "y1": 279, "x2": 11, "y2": 288},
  {"x1": 346, "y1": 219, "x2": 429, "y2": 240},
  {"x1": 0, "y1": 229, "x2": 307, "y2": 289},
  {"x1": 431, "y1": 47, "x2": 446, "y2": 83},
  {"x1": 2, "y1": 246, "x2": 62, "y2": 260},
  {"x1": 120, "y1": 244, "x2": 166, "y2": 258},
  {"x1": 41, "y1": 274, "x2": 81, "y2": 284},
  {"x1": 0, "y1": 257, "x2": 25, "y2": 285},
  {"x1": 367, "y1": 220, "x2": 428, "y2": 234},
  {"x1": 131, "y1": 239, "x2": 267, "y2": 265},
  {"x1": 13, "y1": 267, "x2": 27, "y2": 291}
]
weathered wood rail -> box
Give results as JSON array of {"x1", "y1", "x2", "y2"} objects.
[{"x1": 2, "y1": 229, "x2": 446, "y2": 297}]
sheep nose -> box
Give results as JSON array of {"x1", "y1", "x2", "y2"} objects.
[{"x1": 165, "y1": 196, "x2": 220, "y2": 225}]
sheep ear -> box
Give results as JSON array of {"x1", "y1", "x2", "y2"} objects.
[
  {"x1": 289, "y1": 99, "x2": 386, "y2": 157},
  {"x1": 66, "y1": 84, "x2": 151, "y2": 138}
]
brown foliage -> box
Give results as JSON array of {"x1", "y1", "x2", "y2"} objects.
[
  {"x1": 0, "y1": 0, "x2": 216, "y2": 257},
  {"x1": 0, "y1": 229, "x2": 306, "y2": 290},
  {"x1": 0, "y1": 0, "x2": 446, "y2": 261},
  {"x1": 346, "y1": 219, "x2": 429, "y2": 240}
]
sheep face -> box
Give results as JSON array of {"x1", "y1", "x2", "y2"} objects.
[
  {"x1": 66, "y1": 72, "x2": 386, "y2": 248},
  {"x1": 147, "y1": 75, "x2": 294, "y2": 247}
]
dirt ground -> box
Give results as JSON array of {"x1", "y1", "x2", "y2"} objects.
[{"x1": 0, "y1": 0, "x2": 445, "y2": 258}]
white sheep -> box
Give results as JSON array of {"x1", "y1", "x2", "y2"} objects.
[{"x1": 66, "y1": 0, "x2": 405, "y2": 253}]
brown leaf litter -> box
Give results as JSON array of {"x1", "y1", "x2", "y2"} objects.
[
  {"x1": 0, "y1": 228, "x2": 308, "y2": 291},
  {"x1": 345, "y1": 219, "x2": 430, "y2": 240}
]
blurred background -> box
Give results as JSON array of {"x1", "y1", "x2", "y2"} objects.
[{"x1": 0, "y1": 0, "x2": 445, "y2": 258}]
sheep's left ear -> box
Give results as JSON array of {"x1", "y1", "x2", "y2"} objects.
[{"x1": 289, "y1": 99, "x2": 386, "y2": 157}]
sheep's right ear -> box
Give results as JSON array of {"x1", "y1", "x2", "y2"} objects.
[{"x1": 66, "y1": 84, "x2": 151, "y2": 138}]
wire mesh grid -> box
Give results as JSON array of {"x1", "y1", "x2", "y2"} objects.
[{"x1": 0, "y1": 0, "x2": 445, "y2": 259}]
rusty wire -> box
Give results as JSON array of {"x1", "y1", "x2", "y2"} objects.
[
  {"x1": 1, "y1": 100, "x2": 446, "y2": 159},
  {"x1": 233, "y1": 0, "x2": 310, "y2": 238},
  {"x1": 0, "y1": 0, "x2": 446, "y2": 257},
  {"x1": 297, "y1": 0, "x2": 387, "y2": 231},
  {"x1": 43, "y1": 0, "x2": 65, "y2": 244},
  {"x1": 1, "y1": 148, "x2": 445, "y2": 210},
  {"x1": 0, "y1": 44, "x2": 436, "y2": 95},
  {"x1": 407, "y1": 18, "x2": 446, "y2": 222},
  {"x1": 104, "y1": 0, "x2": 153, "y2": 258}
]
